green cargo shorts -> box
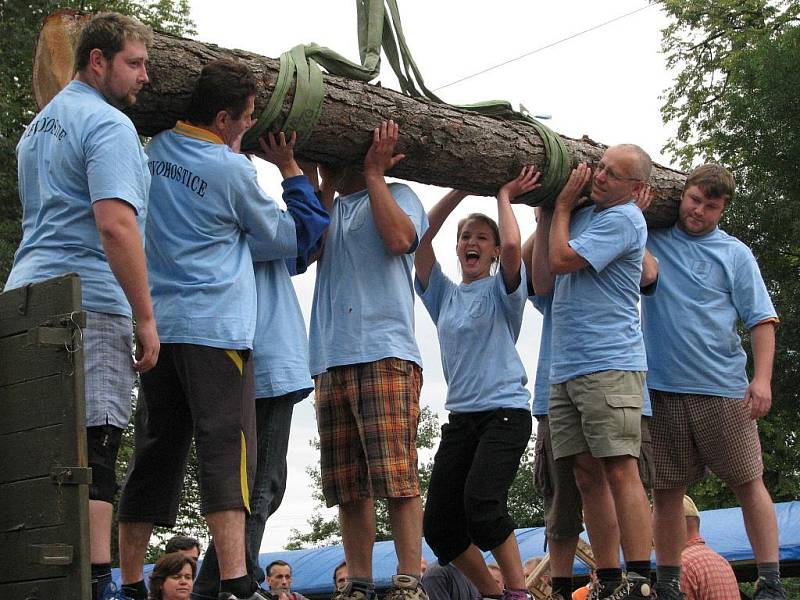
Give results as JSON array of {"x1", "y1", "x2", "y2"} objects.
[{"x1": 549, "y1": 370, "x2": 645, "y2": 460}]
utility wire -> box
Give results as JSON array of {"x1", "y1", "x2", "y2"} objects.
[{"x1": 432, "y1": 3, "x2": 655, "y2": 92}]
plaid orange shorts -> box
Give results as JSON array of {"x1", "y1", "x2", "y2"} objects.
[
  {"x1": 650, "y1": 391, "x2": 763, "y2": 489},
  {"x1": 315, "y1": 357, "x2": 423, "y2": 507}
]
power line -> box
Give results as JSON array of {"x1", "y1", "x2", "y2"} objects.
[{"x1": 432, "y1": 4, "x2": 655, "y2": 92}]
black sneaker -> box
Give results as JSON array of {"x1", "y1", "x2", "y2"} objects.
[
  {"x1": 588, "y1": 574, "x2": 653, "y2": 600},
  {"x1": 588, "y1": 580, "x2": 626, "y2": 600},
  {"x1": 621, "y1": 573, "x2": 654, "y2": 599},
  {"x1": 753, "y1": 577, "x2": 787, "y2": 600},
  {"x1": 653, "y1": 581, "x2": 684, "y2": 600}
]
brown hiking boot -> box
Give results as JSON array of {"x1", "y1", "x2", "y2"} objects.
[{"x1": 383, "y1": 575, "x2": 428, "y2": 600}]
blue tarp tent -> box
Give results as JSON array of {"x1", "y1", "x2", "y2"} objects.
[
  {"x1": 114, "y1": 501, "x2": 800, "y2": 595},
  {"x1": 258, "y1": 501, "x2": 800, "y2": 596}
]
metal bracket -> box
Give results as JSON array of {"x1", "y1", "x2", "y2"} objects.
[
  {"x1": 58, "y1": 311, "x2": 86, "y2": 329},
  {"x1": 50, "y1": 467, "x2": 92, "y2": 486},
  {"x1": 17, "y1": 283, "x2": 32, "y2": 315},
  {"x1": 25, "y1": 326, "x2": 73, "y2": 348},
  {"x1": 29, "y1": 544, "x2": 73, "y2": 566}
]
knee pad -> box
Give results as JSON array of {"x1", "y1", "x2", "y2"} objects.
[{"x1": 87, "y1": 425, "x2": 123, "y2": 502}]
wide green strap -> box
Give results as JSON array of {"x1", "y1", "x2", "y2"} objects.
[
  {"x1": 383, "y1": 0, "x2": 443, "y2": 102},
  {"x1": 357, "y1": 0, "x2": 383, "y2": 73},
  {"x1": 282, "y1": 45, "x2": 325, "y2": 146},
  {"x1": 244, "y1": 0, "x2": 571, "y2": 205},
  {"x1": 242, "y1": 51, "x2": 295, "y2": 148}
]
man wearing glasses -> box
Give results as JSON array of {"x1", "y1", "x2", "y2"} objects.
[{"x1": 546, "y1": 145, "x2": 655, "y2": 599}]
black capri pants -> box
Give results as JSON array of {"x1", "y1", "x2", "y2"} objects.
[{"x1": 423, "y1": 407, "x2": 532, "y2": 563}]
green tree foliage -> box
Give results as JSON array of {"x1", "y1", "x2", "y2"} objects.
[
  {"x1": 507, "y1": 441, "x2": 544, "y2": 530},
  {"x1": 658, "y1": 0, "x2": 800, "y2": 505},
  {"x1": 0, "y1": 0, "x2": 195, "y2": 273},
  {"x1": 286, "y1": 406, "x2": 544, "y2": 550}
]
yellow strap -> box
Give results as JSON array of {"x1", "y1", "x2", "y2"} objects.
[
  {"x1": 240, "y1": 431, "x2": 251, "y2": 513},
  {"x1": 224, "y1": 349, "x2": 244, "y2": 375}
]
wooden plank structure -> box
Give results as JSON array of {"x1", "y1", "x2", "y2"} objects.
[
  {"x1": 526, "y1": 538, "x2": 596, "y2": 599},
  {"x1": 0, "y1": 274, "x2": 90, "y2": 600}
]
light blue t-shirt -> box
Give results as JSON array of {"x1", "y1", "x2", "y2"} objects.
[
  {"x1": 145, "y1": 122, "x2": 297, "y2": 349},
  {"x1": 550, "y1": 202, "x2": 648, "y2": 384},
  {"x1": 5, "y1": 81, "x2": 150, "y2": 317},
  {"x1": 309, "y1": 183, "x2": 428, "y2": 376},
  {"x1": 643, "y1": 225, "x2": 778, "y2": 398},
  {"x1": 252, "y1": 259, "x2": 313, "y2": 400},
  {"x1": 416, "y1": 263, "x2": 530, "y2": 413},
  {"x1": 531, "y1": 292, "x2": 652, "y2": 417}
]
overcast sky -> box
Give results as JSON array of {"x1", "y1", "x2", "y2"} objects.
[{"x1": 187, "y1": 0, "x2": 680, "y2": 552}]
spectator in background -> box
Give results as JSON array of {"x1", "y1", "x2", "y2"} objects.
[
  {"x1": 266, "y1": 561, "x2": 310, "y2": 600},
  {"x1": 149, "y1": 553, "x2": 196, "y2": 600},
  {"x1": 487, "y1": 565, "x2": 504, "y2": 591},
  {"x1": 680, "y1": 496, "x2": 740, "y2": 600},
  {"x1": 422, "y1": 560, "x2": 481, "y2": 600},
  {"x1": 333, "y1": 562, "x2": 348, "y2": 592},
  {"x1": 165, "y1": 536, "x2": 202, "y2": 561},
  {"x1": 522, "y1": 557, "x2": 543, "y2": 581}
]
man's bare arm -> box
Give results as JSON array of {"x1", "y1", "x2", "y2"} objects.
[
  {"x1": 531, "y1": 208, "x2": 555, "y2": 296},
  {"x1": 93, "y1": 199, "x2": 159, "y2": 372},
  {"x1": 744, "y1": 321, "x2": 776, "y2": 419},
  {"x1": 549, "y1": 164, "x2": 592, "y2": 274},
  {"x1": 363, "y1": 120, "x2": 416, "y2": 255}
]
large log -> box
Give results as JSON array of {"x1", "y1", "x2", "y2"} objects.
[{"x1": 34, "y1": 11, "x2": 686, "y2": 227}]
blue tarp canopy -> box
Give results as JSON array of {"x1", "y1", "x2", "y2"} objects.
[
  {"x1": 258, "y1": 501, "x2": 800, "y2": 596},
  {"x1": 114, "y1": 501, "x2": 800, "y2": 595}
]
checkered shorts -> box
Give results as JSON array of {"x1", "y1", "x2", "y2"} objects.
[
  {"x1": 315, "y1": 358, "x2": 422, "y2": 507},
  {"x1": 649, "y1": 391, "x2": 763, "y2": 489},
  {"x1": 83, "y1": 310, "x2": 136, "y2": 428}
]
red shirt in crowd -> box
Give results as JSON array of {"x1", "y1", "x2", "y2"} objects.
[{"x1": 681, "y1": 535, "x2": 741, "y2": 600}]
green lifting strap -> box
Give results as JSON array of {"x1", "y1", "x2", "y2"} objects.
[{"x1": 242, "y1": 0, "x2": 570, "y2": 206}]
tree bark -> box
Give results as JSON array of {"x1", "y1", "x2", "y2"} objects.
[{"x1": 35, "y1": 11, "x2": 685, "y2": 227}]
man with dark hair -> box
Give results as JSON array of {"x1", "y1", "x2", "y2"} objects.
[
  {"x1": 333, "y1": 562, "x2": 348, "y2": 591},
  {"x1": 117, "y1": 58, "x2": 327, "y2": 600},
  {"x1": 644, "y1": 164, "x2": 784, "y2": 600},
  {"x1": 547, "y1": 145, "x2": 656, "y2": 599},
  {"x1": 265, "y1": 561, "x2": 310, "y2": 600},
  {"x1": 4, "y1": 12, "x2": 157, "y2": 600},
  {"x1": 165, "y1": 535, "x2": 202, "y2": 560},
  {"x1": 309, "y1": 120, "x2": 429, "y2": 600},
  {"x1": 191, "y1": 116, "x2": 328, "y2": 600}
]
